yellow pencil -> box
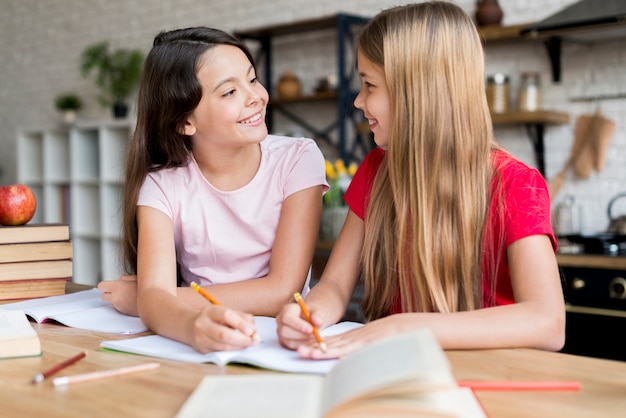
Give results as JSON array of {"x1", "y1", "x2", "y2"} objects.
[
  {"x1": 190, "y1": 281, "x2": 260, "y2": 342},
  {"x1": 293, "y1": 292, "x2": 327, "y2": 352}
]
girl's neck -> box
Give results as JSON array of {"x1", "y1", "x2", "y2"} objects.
[{"x1": 193, "y1": 142, "x2": 262, "y2": 191}]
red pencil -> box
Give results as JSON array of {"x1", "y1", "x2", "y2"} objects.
[
  {"x1": 458, "y1": 381, "x2": 581, "y2": 391},
  {"x1": 31, "y1": 351, "x2": 87, "y2": 384}
]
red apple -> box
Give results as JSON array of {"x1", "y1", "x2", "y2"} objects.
[{"x1": 0, "y1": 184, "x2": 37, "y2": 226}]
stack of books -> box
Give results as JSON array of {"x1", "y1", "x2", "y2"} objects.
[{"x1": 0, "y1": 224, "x2": 72, "y2": 301}]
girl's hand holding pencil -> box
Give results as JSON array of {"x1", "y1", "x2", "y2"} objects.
[{"x1": 189, "y1": 282, "x2": 260, "y2": 353}]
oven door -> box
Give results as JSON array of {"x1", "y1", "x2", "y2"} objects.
[{"x1": 560, "y1": 265, "x2": 626, "y2": 362}]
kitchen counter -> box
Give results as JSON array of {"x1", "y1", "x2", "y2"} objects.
[{"x1": 556, "y1": 254, "x2": 626, "y2": 270}]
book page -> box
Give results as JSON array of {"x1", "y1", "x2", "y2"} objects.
[
  {"x1": 176, "y1": 374, "x2": 324, "y2": 418},
  {"x1": 321, "y1": 329, "x2": 455, "y2": 415},
  {"x1": 101, "y1": 317, "x2": 363, "y2": 374},
  {"x1": 327, "y1": 387, "x2": 486, "y2": 418},
  {"x1": 0, "y1": 310, "x2": 41, "y2": 358},
  {"x1": 1, "y1": 289, "x2": 147, "y2": 334}
]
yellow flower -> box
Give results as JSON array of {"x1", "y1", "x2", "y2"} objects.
[
  {"x1": 348, "y1": 162, "x2": 358, "y2": 177},
  {"x1": 325, "y1": 160, "x2": 336, "y2": 180},
  {"x1": 335, "y1": 159, "x2": 347, "y2": 176}
]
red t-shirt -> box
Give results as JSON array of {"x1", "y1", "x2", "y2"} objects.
[{"x1": 344, "y1": 148, "x2": 557, "y2": 311}]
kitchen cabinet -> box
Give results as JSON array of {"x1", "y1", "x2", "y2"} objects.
[
  {"x1": 235, "y1": 14, "x2": 371, "y2": 162},
  {"x1": 17, "y1": 120, "x2": 131, "y2": 286}
]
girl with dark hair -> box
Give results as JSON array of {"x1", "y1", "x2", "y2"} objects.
[{"x1": 98, "y1": 27, "x2": 327, "y2": 353}]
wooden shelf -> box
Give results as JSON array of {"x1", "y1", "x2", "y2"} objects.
[
  {"x1": 492, "y1": 110, "x2": 570, "y2": 125},
  {"x1": 479, "y1": 23, "x2": 531, "y2": 42},
  {"x1": 235, "y1": 15, "x2": 346, "y2": 38},
  {"x1": 491, "y1": 110, "x2": 570, "y2": 178},
  {"x1": 269, "y1": 90, "x2": 337, "y2": 105},
  {"x1": 557, "y1": 254, "x2": 626, "y2": 270}
]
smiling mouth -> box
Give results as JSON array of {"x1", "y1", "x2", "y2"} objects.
[{"x1": 239, "y1": 113, "x2": 263, "y2": 124}]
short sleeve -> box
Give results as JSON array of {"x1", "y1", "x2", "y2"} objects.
[
  {"x1": 282, "y1": 139, "x2": 329, "y2": 198},
  {"x1": 344, "y1": 148, "x2": 386, "y2": 220},
  {"x1": 500, "y1": 161, "x2": 557, "y2": 251},
  {"x1": 137, "y1": 174, "x2": 173, "y2": 219}
]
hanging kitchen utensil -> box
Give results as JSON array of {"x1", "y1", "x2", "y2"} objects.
[
  {"x1": 573, "y1": 108, "x2": 615, "y2": 178},
  {"x1": 607, "y1": 192, "x2": 626, "y2": 235},
  {"x1": 549, "y1": 107, "x2": 616, "y2": 197}
]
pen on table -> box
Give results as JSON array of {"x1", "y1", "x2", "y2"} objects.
[
  {"x1": 458, "y1": 381, "x2": 581, "y2": 391},
  {"x1": 31, "y1": 351, "x2": 87, "y2": 384},
  {"x1": 190, "y1": 281, "x2": 261, "y2": 342},
  {"x1": 293, "y1": 292, "x2": 327, "y2": 352},
  {"x1": 52, "y1": 362, "x2": 161, "y2": 387}
]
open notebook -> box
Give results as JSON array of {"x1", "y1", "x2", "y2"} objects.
[
  {"x1": 101, "y1": 316, "x2": 363, "y2": 374},
  {"x1": 1, "y1": 288, "x2": 147, "y2": 334}
]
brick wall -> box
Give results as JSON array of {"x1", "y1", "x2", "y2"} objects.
[{"x1": 1, "y1": 0, "x2": 624, "y2": 232}]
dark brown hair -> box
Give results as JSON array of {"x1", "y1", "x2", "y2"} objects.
[{"x1": 122, "y1": 27, "x2": 255, "y2": 274}]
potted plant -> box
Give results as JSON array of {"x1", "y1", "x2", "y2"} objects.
[
  {"x1": 319, "y1": 159, "x2": 358, "y2": 242},
  {"x1": 54, "y1": 93, "x2": 83, "y2": 124},
  {"x1": 80, "y1": 41, "x2": 144, "y2": 118}
]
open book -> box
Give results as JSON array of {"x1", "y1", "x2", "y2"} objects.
[
  {"x1": 0, "y1": 309, "x2": 42, "y2": 359},
  {"x1": 101, "y1": 317, "x2": 363, "y2": 374},
  {"x1": 1, "y1": 288, "x2": 147, "y2": 334},
  {"x1": 175, "y1": 329, "x2": 487, "y2": 418}
]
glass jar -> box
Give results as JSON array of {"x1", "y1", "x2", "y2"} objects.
[
  {"x1": 554, "y1": 195, "x2": 581, "y2": 236},
  {"x1": 518, "y1": 72, "x2": 541, "y2": 112},
  {"x1": 486, "y1": 73, "x2": 509, "y2": 114}
]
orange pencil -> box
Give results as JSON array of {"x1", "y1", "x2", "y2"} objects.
[
  {"x1": 294, "y1": 292, "x2": 327, "y2": 352},
  {"x1": 52, "y1": 362, "x2": 160, "y2": 386},
  {"x1": 190, "y1": 281, "x2": 221, "y2": 305},
  {"x1": 190, "y1": 281, "x2": 260, "y2": 342}
]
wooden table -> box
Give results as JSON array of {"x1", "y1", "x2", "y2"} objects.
[{"x1": 1, "y1": 321, "x2": 625, "y2": 418}]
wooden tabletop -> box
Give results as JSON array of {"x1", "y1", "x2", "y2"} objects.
[{"x1": 1, "y1": 321, "x2": 625, "y2": 417}]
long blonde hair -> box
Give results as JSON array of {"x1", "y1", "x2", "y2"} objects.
[{"x1": 359, "y1": 1, "x2": 501, "y2": 319}]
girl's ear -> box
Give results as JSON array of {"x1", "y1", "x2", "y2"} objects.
[{"x1": 181, "y1": 118, "x2": 196, "y2": 136}]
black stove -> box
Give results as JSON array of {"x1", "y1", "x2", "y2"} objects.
[
  {"x1": 561, "y1": 233, "x2": 626, "y2": 256},
  {"x1": 558, "y1": 249, "x2": 626, "y2": 361}
]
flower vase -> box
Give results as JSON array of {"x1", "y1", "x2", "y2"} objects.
[{"x1": 320, "y1": 206, "x2": 349, "y2": 242}]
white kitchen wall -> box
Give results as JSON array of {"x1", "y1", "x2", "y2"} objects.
[{"x1": 1, "y1": 0, "x2": 624, "y2": 232}]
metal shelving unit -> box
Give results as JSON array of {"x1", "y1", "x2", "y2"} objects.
[{"x1": 235, "y1": 13, "x2": 372, "y2": 162}]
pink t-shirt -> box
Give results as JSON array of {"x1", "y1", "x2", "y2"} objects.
[
  {"x1": 344, "y1": 148, "x2": 557, "y2": 311},
  {"x1": 138, "y1": 135, "x2": 328, "y2": 287}
]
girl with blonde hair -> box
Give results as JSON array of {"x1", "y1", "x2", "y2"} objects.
[{"x1": 277, "y1": 1, "x2": 565, "y2": 357}]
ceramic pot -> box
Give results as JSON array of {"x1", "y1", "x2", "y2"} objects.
[
  {"x1": 277, "y1": 70, "x2": 301, "y2": 99},
  {"x1": 62, "y1": 110, "x2": 77, "y2": 124},
  {"x1": 475, "y1": 0, "x2": 503, "y2": 26}
]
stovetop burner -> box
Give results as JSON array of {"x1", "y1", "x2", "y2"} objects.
[{"x1": 560, "y1": 233, "x2": 626, "y2": 256}]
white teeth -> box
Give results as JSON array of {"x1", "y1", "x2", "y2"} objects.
[{"x1": 240, "y1": 113, "x2": 262, "y2": 124}]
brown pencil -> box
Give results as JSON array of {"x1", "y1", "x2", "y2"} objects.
[
  {"x1": 31, "y1": 351, "x2": 87, "y2": 384},
  {"x1": 293, "y1": 292, "x2": 327, "y2": 352}
]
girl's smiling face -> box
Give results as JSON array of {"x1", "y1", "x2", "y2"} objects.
[
  {"x1": 354, "y1": 50, "x2": 391, "y2": 147},
  {"x1": 184, "y1": 45, "x2": 269, "y2": 149}
]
